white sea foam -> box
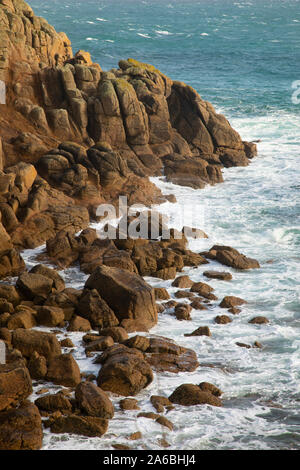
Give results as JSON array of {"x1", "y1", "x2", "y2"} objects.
[
  {"x1": 155, "y1": 30, "x2": 172, "y2": 35},
  {"x1": 137, "y1": 32, "x2": 151, "y2": 38}
]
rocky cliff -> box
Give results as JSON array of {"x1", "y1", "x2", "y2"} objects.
[{"x1": 0, "y1": 0, "x2": 257, "y2": 279}]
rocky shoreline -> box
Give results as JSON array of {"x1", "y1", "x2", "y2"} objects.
[{"x1": 0, "y1": 0, "x2": 265, "y2": 450}]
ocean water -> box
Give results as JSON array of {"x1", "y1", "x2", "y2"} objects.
[{"x1": 25, "y1": 0, "x2": 300, "y2": 450}]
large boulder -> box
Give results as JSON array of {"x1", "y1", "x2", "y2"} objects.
[
  {"x1": 35, "y1": 393, "x2": 72, "y2": 413},
  {"x1": 30, "y1": 264, "x2": 65, "y2": 292},
  {"x1": 50, "y1": 414, "x2": 108, "y2": 438},
  {"x1": 85, "y1": 266, "x2": 157, "y2": 330},
  {"x1": 0, "y1": 361, "x2": 32, "y2": 411},
  {"x1": 12, "y1": 329, "x2": 61, "y2": 359},
  {"x1": 97, "y1": 344, "x2": 153, "y2": 396},
  {"x1": 36, "y1": 306, "x2": 65, "y2": 327},
  {"x1": 46, "y1": 353, "x2": 81, "y2": 387},
  {"x1": 145, "y1": 337, "x2": 199, "y2": 373},
  {"x1": 0, "y1": 222, "x2": 25, "y2": 279},
  {"x1": 77, "y1": 289, "x2": 119, "y2": 329},
  {"x1": 16, "y1": 272, "x2": 54, "y2": 301},
  {"x1": 0, "y1": 402, "x2": 43, "y2": 450},
  {"x1": 204, "y1": 245, "x2": 260, "y2": 270},
  {"x1": 169, "y1": 384, "x2": 222, "y2": 407},
  {"x1": 75, "y1": 382, "x2": 114, "y2": 419}
]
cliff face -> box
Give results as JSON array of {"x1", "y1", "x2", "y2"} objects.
[{"x1": 0, "y1": 0, "x2": 257, "y2": 278}]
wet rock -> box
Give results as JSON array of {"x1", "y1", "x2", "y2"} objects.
[
  {"x1": 156, "y1": 416, "x2": 174, "y2": 431},
  {"x1": 27, "y1": 352, "x2": 47, "y2": 380},
  {"x1": 248, "y1": 316, "x2": 269, "y2": 325},
  {"x1": 0, "y1": 299, "x2": 14, "y2": 314},
  {"x1": 203, "y1": 271, "x2": 232, "y2": 281},
  {"x1": 129, "y1": 431, "x2": 142, "y2": 440},
  {"x1": 137, "y1": 412, "x2": 160, "y2": 420},
  {"x1": 146, "y1": 337, "x2": 199, "y2": 373},
  {"x1": 228, "y1": 307, "x2": 241, "y2": 315},
  {"x1": 174, "y1": 303, "x2": 192, "y2": 321},
  {"x1": 77, "y1": 289, "x2": 119, "y2": 330},
  {"x1": 163, "y1": 300, "x2": 178, "y2": 310},
  {"x1": 50, "y1": 414, "x2": 108, "y2": 437},
  {"x1": 0, "y1": 402, "x2": 43, "y2": 450},
  {"x1": 85, "y1": 265, "x2": 157, "y2": 330},
  {"x1": 199, "y1": 382, "x2": 222, "y2": 397},
  {"x1": 120, "y1": 318, "x2": 151, "y2": 332},
  {"x1": 112, "y1": 444, "x2": 131, "y2": 450},
  {"x1": 46, "y1": 353, "x2": 81, "y2": 387},
  {"x1": 0, "y1": 286, "x2": 20, "y2": 307},
  {"x1": 119, "y1": 398, "x2": 140, "y2": 411},
  {"x1": 169, "y1": 384, "x2": 222, "y2": 407},
  {"x1": 171, "y1": 275, "x2": 194, "y2": 288},
  {"x1": 7, "y1": 309, "x2": 37, "y2": 330},
  {"x1": 97, "y1": 344, "x2": 153, "y2": 396},
  {"x1": 60, "y1": 338, "x2": 75, "y2": 348},
  {"x1": 190, "y1": 281, "x2": 215, "y2": 299},
  {"x1": 67, "y1": 315, "x2": 91, "y2": 332},
  {"x1": 12, "y1": 329, "x2": 61, "y2": 359},
  {"x1": 157, "y1": 303, "x2": 166, "y2": 314},
  {"x1": 37, "y1": 306, "x2": 65, "y2": 327},
  {"x1": 0, "y1": 361, "x2": 32, "y2": 411},
  {"x1": 123, "y1": 335, "x2": 150, "y2": 352},
  {"x1": 30, "y1": 264, "x2": 65, "y2": 292},
  {"x1": 98, "y1": 327, "x2": 128, "y2": 343},
  {"x1": 236, "y1": 342, "x2": 251, "y2": 349},
  {"x1": 220, "y1": 296, "x2": 247, "y2": 309},
  {"x1": 85, "y1": 337, "x2": 114, "y2": 353},
  {"x1": 154, "y1": 267, "x2": 177, "y2": 280},
  {"x1": 154, "y1": 287, "x2": 170, "y2": 300},
  {"x1": 184, "y1": 326, "x2": 211, "y2": 337},
  {"x1": 16, "y1": 272, "x2": 53, "y2": 301},
  {"x1": 205, "y1": 245, "x2": 260, "y2": 270},
  {"x1": 190, "y1": 299, "x2": 208, "y2": 310},
  {"x1": 35, "y1": 393, "x2": 72, "y2": 413},
  {"x1": 150, "y1": 395, "x2": 174, "y2": 413},
  {"x1": 174, "y1": 290, "x2": 195, "y2": 299},
  {"x1": 214, "y1": 315, "x2": 232, "y2": 324},
  {"x1": 0, "y1": 328, "x2": 11, "y2": 344},
  {"x1": 75, "y1": 381, "x2": 114, "y2": 419}
]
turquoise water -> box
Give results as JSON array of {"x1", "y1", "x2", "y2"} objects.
[{"x1": 27, "y1": 0, "x2": 300, "y2": 450}]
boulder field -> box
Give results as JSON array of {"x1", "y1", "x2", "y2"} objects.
[{"x1": 0, "y1": 0, "x2": 263, "y2": 450}]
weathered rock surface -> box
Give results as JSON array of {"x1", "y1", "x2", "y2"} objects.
[
  {"x1": 0, "y1": 402, "x2": 43, "y2": 450},
  {"x1": 145, "y1": 337, "x2": 199, "y2": 373},
  {"x1": 46, "y1": 353, "x2": 81, "y2": 387},
  {"x1": 220, "y1": 296, "x2": 247, "y2": 309},
  {"x1": 75, "y1": 381, "x2": 114, "y2": 419},
  {"x1": 50, "y1": 414, "x2": 108, "y2": 437},
  {"x1": 12, "y1": 329, "x2": 61, "y2": 358},
  {"x1": 35, "y1": 393, "x2": 72, "y2": 413},
  {"x1": 85, "y1": 266, "x2": 157, "y2": 330},
  {"x1": 0, "y1": 361, "x2": 32, "y2": 411},
  {"x1": 97, "y1": 344, "x2": 153, "y2": 396},
  {"x1": 203, "y1": 271, "x2": 233, "y2": 281},
  {"x1": 169, "y1": 384, "x2": 222, "y2": 407},
  {"x1": 204, "y1": 246, "x2": 260, "y2": 270}
]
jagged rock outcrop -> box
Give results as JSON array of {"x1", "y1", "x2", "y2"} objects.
[
  {"x1": 0, "y1": 0, "x2": 258, "y2": 279},
  {"x1": 0, "y1": 1, "x2": 256, "y2": 174}
]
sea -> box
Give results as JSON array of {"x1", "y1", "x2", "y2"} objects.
[{"x1": 25, "y1": 0, "x2": 300, "y2": 450}]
